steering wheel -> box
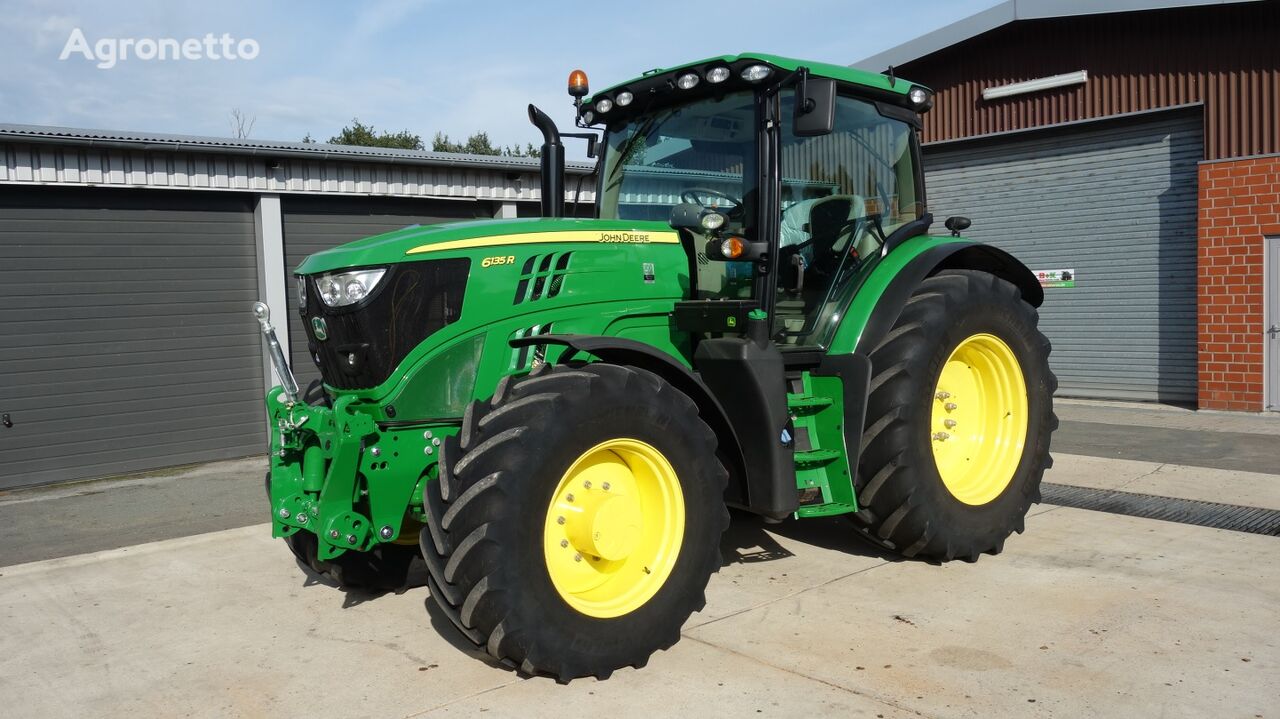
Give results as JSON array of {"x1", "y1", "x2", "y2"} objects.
[{"x1": 680, "y1": 187, "x2": 743, "y2": 212}]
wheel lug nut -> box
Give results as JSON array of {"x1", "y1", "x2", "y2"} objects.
[
  {"x1": 583, "y1": 480, "x2": 591, "y2": 489},
  {"x1": 566, "y1": 493, "x2": 575, "y2": 503},
  {"x1": 945, "y1": 402, "x2": 958, "y2": 412},
  {"x1": 936, "y1": 391, "x2": 950, "y2": 400},
  {"x1": 574, "y1": 553, "x2": 583, "y2": 562},
  {"x1": 944, "y1": 419, "x2": 957, "y2": 429},
  {"x1": 557, "y1": 516, "x2": 566, "y2": 525},
  {"x1": 602, "y1": 482, "x2": 610, "y2": 491},
  {"x1": 278, "y1": 508, "x2": 291, "y2": 519},
  {"x1": 560, "y1": 539, "x2": 569, "y2": 548},
  {"x1": 932, "y1": 431, "x2": 951, "y2": 441}
]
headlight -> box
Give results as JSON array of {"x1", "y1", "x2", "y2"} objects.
[
  {"x1": 582, "y1": 110, "x2": 595, "y2": 124},
  {"x1": 908, "y1": 86, "x2": 933, "y2": 109},
  {"x1": 595, "y1": 97, "x2": 613, "y2": 113},
  {"x1": 295, "y1": 275, "x2": 307, "y2": 309},
  {"x1": 700, "y1": 212, "x2": 726, "y2": 232},
  {"x1": 676, "y1": 72, "x2": 700, "y2": 90},
  {"x1": 740, "y1": 64, "x2": 772, "y2": 82},
  {"x1": 615, "y1": 90, "x2": 633, "y2": 106},
  {"x1": 706, "y1": 66, "x2": 730, "y2": 84},
  {"x1": 315, "y1": 268, "x2": 386, "y2": 307}
]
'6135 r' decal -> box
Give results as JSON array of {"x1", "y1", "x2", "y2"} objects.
[{"x1": 481, "y1": 255, "x2": 516, "y2": 268}]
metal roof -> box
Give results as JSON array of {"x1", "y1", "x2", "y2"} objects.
[
  {"x1": 852, "y1": 0, "x2": 1262, "y2": 71},
  {"x1": 0, "y1": 123, "x2": 595, "y2": 173}
]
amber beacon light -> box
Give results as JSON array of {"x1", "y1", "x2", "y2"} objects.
[{"x1": 567, "y1": 69, "x2": 589, "y2": 98}]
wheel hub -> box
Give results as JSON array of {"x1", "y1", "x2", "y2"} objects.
[
  {"x1": 543, "y1": 439, "x2": 684, "y2": 618},
  {"x1": 930, "y1": 333, "x2": 1029, "y2": 505}
]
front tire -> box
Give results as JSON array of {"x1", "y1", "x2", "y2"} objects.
[
  {"x1": 420, "y1": 363, "x2": 729, "y2": 681},
  {"x1": 852, "y1": 270, "x2": 1056, "y2": 561}
]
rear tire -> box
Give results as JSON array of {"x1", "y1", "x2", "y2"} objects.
[
  {"x1": 852, "y1": 270, "x2": 1057, "y2": 561},
  {"x1": 420, "y1": 363, "x2": 729, "y2": 681}
]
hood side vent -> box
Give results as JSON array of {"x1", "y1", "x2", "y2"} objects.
[{"x1": 513, "y1": 251, "x2": 574, "y2": 304}]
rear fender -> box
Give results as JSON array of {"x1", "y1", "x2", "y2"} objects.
[{"x1": 826, "y1": 236, "x2": 1042, "y2": 356}]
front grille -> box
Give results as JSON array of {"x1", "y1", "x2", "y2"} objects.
[{"x1": 300, "y1": 258, "x2": 469, "y2": 389}]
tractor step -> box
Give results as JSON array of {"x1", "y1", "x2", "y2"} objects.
[
  {"x1": 786, "y1": 394, "x2": 834, "y2": 415},
  {"x1": 793, "y1": 448, "x2": 841, "y2": 467}
]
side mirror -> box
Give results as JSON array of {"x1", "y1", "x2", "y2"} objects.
[
  {"x1": 944, "y1": 216, "x2": 971, "y2": 236},
  {"x1": 794, "y1": 76, "x2": 835, "y2": 137}
]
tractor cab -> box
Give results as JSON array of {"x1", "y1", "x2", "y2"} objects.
[{"x1": 578, "y1": 55, "x2": 931, "y2": 348}]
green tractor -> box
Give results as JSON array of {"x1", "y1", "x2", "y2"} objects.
[{"x1": 255, "y1": 53, "x2": 1055, "y2": 681}]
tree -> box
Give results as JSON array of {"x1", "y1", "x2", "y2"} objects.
[
  {"x1": 432, "y1": 131, "x2": 539, "y2": 157},
  {"x1": 328, "y1": 119, "x2": 423, "y2": 150},
  {"x1": 229, "y1": 108, "x2": 256, "y2": 139},
  {"x1": 301, "y1": 133, "x2": 316, "y2": 144}
]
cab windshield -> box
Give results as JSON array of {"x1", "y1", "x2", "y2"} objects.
[{"x1": 598, "y1": 91, "x2": 757, "y2": 232}]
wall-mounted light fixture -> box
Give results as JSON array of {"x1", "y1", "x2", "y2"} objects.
[{"x1": 982, "y1": 70, "x2": 1088, "y2": 100}]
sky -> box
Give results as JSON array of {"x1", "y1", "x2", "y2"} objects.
[{"x1": 0, "y1": 0, "x2": 1002, "y2": 157}]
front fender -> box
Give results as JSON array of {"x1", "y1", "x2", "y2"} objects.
[{"x1": 826, "y1": 236, "x2": 1042, "y2": 356}]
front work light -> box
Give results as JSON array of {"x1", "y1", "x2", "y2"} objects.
[
  {"x1": 676, "y1": 72, "x2": 700, "y2": 89},
  {"x1": 595, "y1": 97, "x2": 613, "y2": 113},
  {"x1": 615, "y1": 90, "x2": 634, "y2": 106},
  {"x1": 740, "y1": 64, "x2": 772, "y2": 82},
  {"x1": 706, "y1": 66, "x2": 730, "y2": 83},
  {"x1": 316, "y1": 268, "x2": 387, "y2": 307}
]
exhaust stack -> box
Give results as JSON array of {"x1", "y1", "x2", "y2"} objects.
[{"x1": 528, "y1": 104, "x2": 564, "y2": 218}]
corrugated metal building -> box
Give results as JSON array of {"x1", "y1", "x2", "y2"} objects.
[
  {"x1": 0, "y1": 125, "x2": 594, "y2": 489},
  {"x1": 856, "y1": 0, "x2": 1280, "y2": 410}
]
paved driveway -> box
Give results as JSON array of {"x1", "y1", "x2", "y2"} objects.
[{"x1": 1, "y1": 453, "x2": 1276, "y2": 718}]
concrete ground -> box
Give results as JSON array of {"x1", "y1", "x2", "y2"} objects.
[{"x1": 0, "y1": 400, "x2": 1277, "y2": 717}]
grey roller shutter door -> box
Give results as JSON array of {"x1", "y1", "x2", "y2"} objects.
[
  {"x1": 281, "y1": 196, "x2": 486, "y2": 390},
  {"x1": 923, "y1": 114, "x2": 1202, "y2": 402},
  {"x1": 0, "y1": 187, "x2": 265, "y2": 489}
]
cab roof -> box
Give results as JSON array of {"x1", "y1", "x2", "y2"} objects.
[{"x1": 586, "y1": 52, "x2": 919, "y2": 104}]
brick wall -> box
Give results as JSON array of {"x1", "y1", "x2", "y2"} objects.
[{"x1": 1198, "y1": 156, "x2": 1280, "y2": 411}]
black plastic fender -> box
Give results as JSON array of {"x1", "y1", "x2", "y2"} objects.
[
  {"x1": 508, "y1": 334, "x2": 753, "y2": 510},
  {"x1": 854, "y1": 242, "x2": 1043, "y2": 356}
]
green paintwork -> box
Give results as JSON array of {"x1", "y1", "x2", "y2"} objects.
[
  {"x1": 586, "y1": 52, "x2": 922, "y2": 106},
  {"x1": 296, "y1": 217, "x2": 678, "y2": 274},
  {"x1": 790, "y1": 372, "x2": 859, "y2": 518}
]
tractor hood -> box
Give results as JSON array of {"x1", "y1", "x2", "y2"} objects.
[{"x1": 294, "y1": 217, "x2": 679, "y2": 275}]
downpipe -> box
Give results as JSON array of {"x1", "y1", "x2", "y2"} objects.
[{"x1": 252, "y1": 301, "x2": 299, "y2": 404}]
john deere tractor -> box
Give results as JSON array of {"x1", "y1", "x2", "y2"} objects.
[{"x1": 255, "y1": 53, "x2": 1055, "y2": 681}]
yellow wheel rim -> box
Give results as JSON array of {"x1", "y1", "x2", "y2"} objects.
[
  {"x1": 542, "y1": 439, "x2": 685, "y2": 618},
  {"x1": 930, "y1": 333, "x2": 1029, "y2": 505}
]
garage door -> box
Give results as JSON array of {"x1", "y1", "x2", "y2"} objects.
[
  {"x1": 282, "y1": 196, "x2": 487, "y2": 389},
  {"x1": 0, "y1": 187, "x2": 265, "y2": 489},
  {"x1": 924, "y1": 113, "x2": 1202, "y2": 402}
]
